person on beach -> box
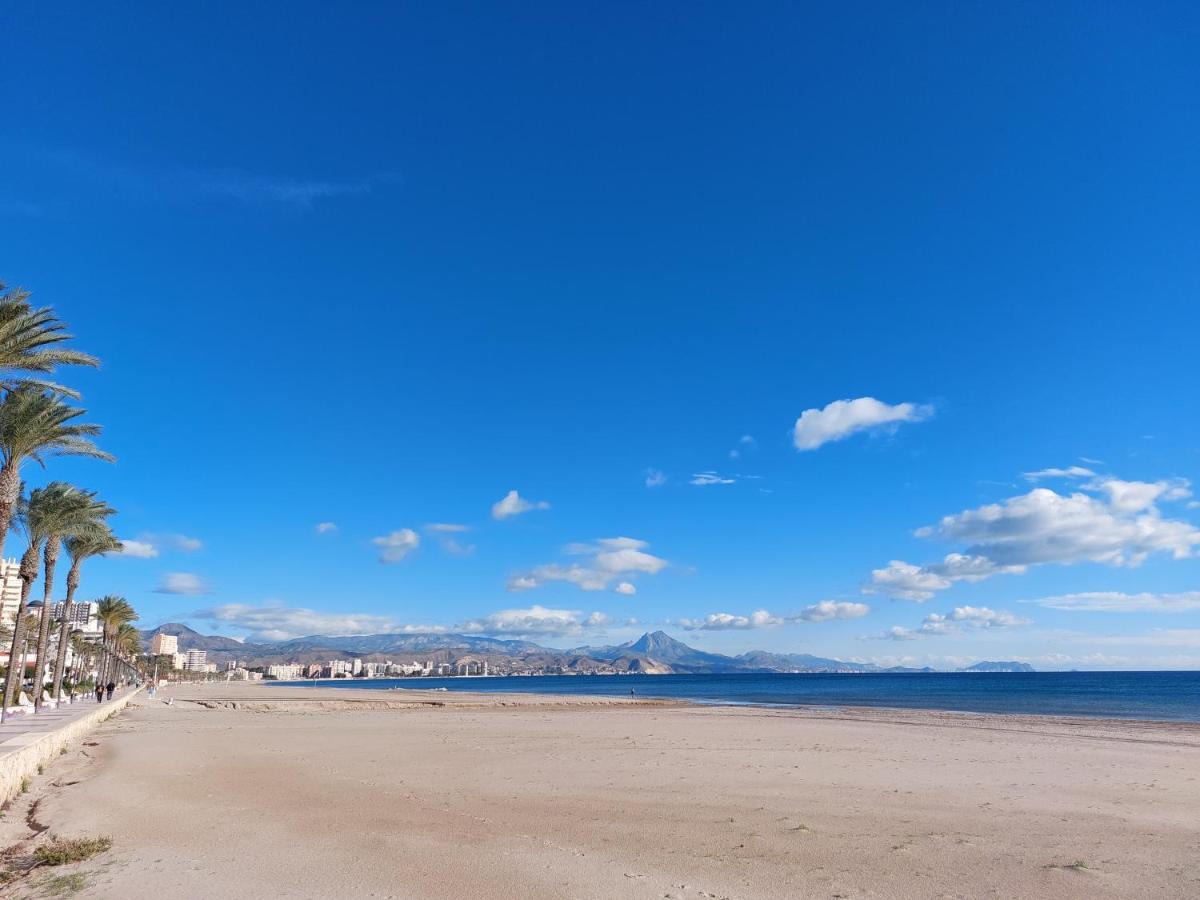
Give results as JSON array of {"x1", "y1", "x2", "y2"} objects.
[
  {"x1": 95, "y1": 683, "x2": 104, "y2": 703},
  {"x1": 106, "y1": 681, "x2": 116, "y2": 700}
]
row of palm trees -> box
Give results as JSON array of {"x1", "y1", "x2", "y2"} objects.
[{"x1": 0, "y1": 282, "x2": 141, "y2": 717}]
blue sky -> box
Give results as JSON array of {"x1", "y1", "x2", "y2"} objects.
[{"x1": 2, "y1": 2, "x2": 1198, "y2": 668}]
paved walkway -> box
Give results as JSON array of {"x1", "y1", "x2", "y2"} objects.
[{"x1": 0, "y1": 690, "x2": 136, "y2": 756}]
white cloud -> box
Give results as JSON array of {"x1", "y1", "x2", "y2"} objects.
[
  {"x1": 798, "y1": 601, "x2": 871, "y2": 622},
  {"x1": 197, "y1": 603, "x2": 423, "y2": 641},
  {"x1": 674, "y1": 601, "x2": 870, "y2": 630},
  {"x1": 644, "y1": 468, "x2": 667, "y2": 488},
  {"x1": 1023, "y1": 466, "x2": 1095, "y2": 481},
  {"x1": 491, "y1": 489, "x2": 550, "y2": 520},
  {"x1": 676, "y1": 610, "x2": 784, "y2": 630},
  {"x1": 690, "y1": 471, "x2": 735, "y2": 486},
  {"x1": 793, "y1": 397, "x2": 933, "y2": 451},
  {"x1": 510, "y1": 537, "x2": 669, "y2": 594},
  {"x1": 458, "y1": 604, "x2": 610, "y2": 638},
  {"x1": 314, "y1": 522, "x2": 337, "y2": 534},
  {"x1": 1086, "y1": 477, "x2": 1191, "y2": 514},
  {"x1": 868, "y1": 560, "x2": 953, "y2": 601},
  {"x1": 371, "y1": 529, "x2": 420, "y2": 563},
  {"x1": 112, "y1": 533, "x2": 202, "y2": 557},
  {"x1": 424, "y1": 523, "x2": 470, "y2": 533},
  {"x1": 113, "y1": 539, "x2": 158, "y2": 559},
  {"x1": 871, "y1": 483, "x2": 1200, "y2": 600},
  {"x1": 948, "y1": 605, "x2": 1030, "y2": 628},
  {"x1": 922, "y1": 487, "x2": 1199, "y2": 567},
  {"x1": 1032, "y1": 591, "x2": 1200, "y2": 613},
  {"x1": 871, "y1": 605, "x2": 1027, "y2": 641},
  {"x1": 613, "y1": 582, "x2": 637, "y2": 595},
  {"x1": 155, "y1": 572, "x2": 210, "y2": 595},
  {"x1": 869, "y1": 554, "x2": 1027, "y2": 601}
]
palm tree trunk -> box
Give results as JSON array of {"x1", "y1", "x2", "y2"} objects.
[
  {"x1": 100, "y1": 626, "x2": 113, "y2": 686},
  {"x1": 32, "y1": 538, "x2": 61, "y2": 710},
  {"x1": 51, "y1": 561, "x2": 81, "y2": 701},
  {"x1": 2, "y1": 577, "x2": 34, "y2": 711},
  {"x1": 0, "y1": 463, "x2": 20, "y2": 553}
]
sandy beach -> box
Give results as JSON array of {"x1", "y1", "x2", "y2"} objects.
[{"x1": 4, "y1": 683, "x2": 1199, "y2": 899}]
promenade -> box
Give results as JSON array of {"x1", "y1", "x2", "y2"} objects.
[{"x1": 0, "y1": 688, "x2": 139, "y2": 803}]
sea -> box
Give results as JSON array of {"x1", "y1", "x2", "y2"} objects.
[{"x1": 269, "y1": 670, "x2": 1200, "y2": 722}]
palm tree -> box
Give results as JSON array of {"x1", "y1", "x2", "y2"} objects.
[
  {"x1": 95, "y1": 595, "x2": 137, "y2": 688},
  {"x1": 0, "y1": 387, "x2": 112, "y2": 558},
  {"x1": 51, "y1": 526, "x2": 121, "y2": 701},
  {"x1": 1, "y1": 484, "x2": 109, "y2": 709},
  {"x1": 29, "y1": 486, "x2": 115, "y2": 709},
  {"x1": 0, "y1": 284, "x2": 98, "y2": 396},
  {"x1": 66, "y1": 631, "x2": 96, "y2": 694},
  {"x1": 114, "y1": 622, "x2": 141, "y2": 683}
]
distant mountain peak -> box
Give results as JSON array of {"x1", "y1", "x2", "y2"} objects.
[{"x1": 961, "y1": 660, "x2": 1035, "y2": 673}]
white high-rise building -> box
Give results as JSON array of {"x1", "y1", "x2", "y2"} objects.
[
  {"x1": 0, "y1": 558, "x2": 22, "y2": 627},
  {"x1": 150, "y1": 633, "x2": 178, "y2": 656},
  {"x1": 185, "y1": 649, "x2": 208, "y2": 671}
]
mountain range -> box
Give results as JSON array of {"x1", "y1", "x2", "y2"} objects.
[{"x1": 141, "y1": 624, "x2": 1031, "y2": 674}]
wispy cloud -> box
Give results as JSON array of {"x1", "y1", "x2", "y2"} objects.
[
  {"x1": 155, "y1": 572, "x2": 210, "y2": 595},
  {"x1": 7, "y1": 140, "x2": 397, "y2": 212},
  {"x1": 156, "y1": 533, "x2": 203, "y2": 552},
  {"x1": 458, "y1": 605, "x2": 612, "y2": 638},
  {"x1": 871, "y1": 605, "x2": 1029, "y2": 640},
  {"x1": 676, "y1": 601, "x2": 870, "y2": 630},
  {"x1": 491, "y1": 490, "x2": 550, "y2": 520},
  {"x1": 421, "y1": 523, "x2": 476, "y2": 556},
  {"x1": 315, "y1": 522, "x2": 338, "y2": 535},
  {"x1": 197, "y1": 603, "x2": 424, "y2": 642},
  {"x1": 644, "y1": 468, "x2": 667, "y2": 488},
  {"x1": 1023, "y1": 465, "x2": 1095, "y2": 481},
  {"x1": 728, "y1": 435, "x2": 755, "y2": 460},
  {"x1": 690, "y1": 471, "x2": 735, "y2": 486},
  {"x1": 1031, "y1": 591, "x2": 1200, "y2": 613}
]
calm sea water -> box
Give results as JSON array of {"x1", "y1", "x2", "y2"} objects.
[{"x1": 270, "y1": 671, "x2": 1200, "y2": 722}]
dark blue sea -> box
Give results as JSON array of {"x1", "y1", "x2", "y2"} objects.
[{"x1": 270, "y1": 671, "x2": 1200, "y2": 722}]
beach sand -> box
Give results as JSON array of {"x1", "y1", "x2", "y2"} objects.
[{"x1": 6, "y1": 682, "x2": 1199, "y2": 898}]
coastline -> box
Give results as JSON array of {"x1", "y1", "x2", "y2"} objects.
[
  {"x1": 260, "y1": 671, "x2": 1200, "y2": 724},
  {"x1": 5, "y1": 683, "x2": 1199, "y2": 898}
]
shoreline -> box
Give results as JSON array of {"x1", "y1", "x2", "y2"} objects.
[
  {"x1": 254, "y1": 677, "x2": 1200, "y2": 726},
  {"x1": 5, "y1": 683, "x2": 1198, "y2": 898},
  {"x1": 186, "y1": 684, "x2": 1200, "y2": 744}
]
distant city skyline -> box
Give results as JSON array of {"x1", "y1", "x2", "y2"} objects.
[{"x1": 2, "y1": 2, "x2": 1198, "y2": 670}]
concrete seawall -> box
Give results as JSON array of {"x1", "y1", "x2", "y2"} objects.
[{"x1": 0, "y1": 690, "x2": 141, "y2": 805}]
